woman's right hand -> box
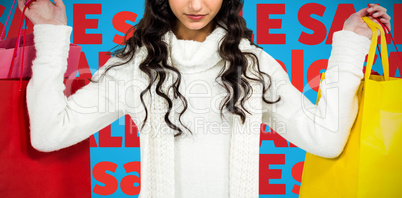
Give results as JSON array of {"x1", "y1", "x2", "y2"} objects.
[
  {"x1": 343, "y1": 4, "x2": 391, "y2": 39},
  {"x1": 18, "y1": 0, "x2": 67, "y2": 26}
]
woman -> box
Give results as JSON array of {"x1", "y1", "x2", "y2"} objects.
[{"x1": 19, "y1": 0, "x2": 390, "y2": 197}]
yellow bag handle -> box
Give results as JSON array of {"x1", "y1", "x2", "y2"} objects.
[
  {"x1": 317, "y1": 17, "x2": 388, "y2": 102},
  {"x1": 316, "y1": 73, "x2": 325, "y2": 103},
  {"x1": 362, "y1": 16, "x2": 389, "y2": 81}
]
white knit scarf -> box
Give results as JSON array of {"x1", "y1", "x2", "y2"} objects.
[{"x1": 137, "y1": 27, "x2": 262, "y2": 198}]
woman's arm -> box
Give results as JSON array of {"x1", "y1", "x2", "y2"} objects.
[
  {"x1": 261, "y1": 5, "x2": 390, "y2": 158},
  {"x1": 18, "y1": 0, "x2": 136, "y2": 152},
  {"x1": 261, "y1": 30, "x2": 369, "y2": 158},
  {"x1": 27, "y1": 24, "x2": 132, "y2": 152}
]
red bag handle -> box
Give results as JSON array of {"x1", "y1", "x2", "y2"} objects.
[{"x1": 6, "y1": 0, "x2": 36, "y2": 90}]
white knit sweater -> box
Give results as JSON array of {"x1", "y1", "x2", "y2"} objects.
[{"x1": 27, "y1": 24, "x2": 370, "y2": 197}]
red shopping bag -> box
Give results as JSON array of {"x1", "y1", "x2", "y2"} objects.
[
  {"x1": 0, "y1": 78, "x2": 91, "y2": 198},
  {"x1": 0, "y1": 1, "x2": 90, "y2": 197}
]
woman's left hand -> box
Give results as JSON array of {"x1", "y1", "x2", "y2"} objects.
[{"x1": 343, "y1": 4, "x2": 391, "y2": 39}]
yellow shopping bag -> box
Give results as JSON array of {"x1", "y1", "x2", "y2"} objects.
[{"x1": 299, "y1": 17, "x2": 402, "y2": 198}]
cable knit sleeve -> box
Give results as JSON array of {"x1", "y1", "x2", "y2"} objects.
[
  {"x1": 261, "y1": 30, "x2": 370, "y2": 158},
  {"x1": 27, "y1": 24, "x2": 131, "y2": 152}
]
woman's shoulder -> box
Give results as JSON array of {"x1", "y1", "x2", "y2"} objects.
[
  {"x1": 239, "y1": 38, "x2": 277, "y2": 63},
  {"x1": 92, "y1": 45, "x2": 149, "y2": 83},
  {"x1": 238, "y1": 38, "x2": 287, "y2": 77},
  {"x1": 239, "y1": 38, "x2": 270, "y2": 58}
]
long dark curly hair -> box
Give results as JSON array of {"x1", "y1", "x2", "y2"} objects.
[{"x1": 93, "y1": 0, "x2": 280, "y2": 137}]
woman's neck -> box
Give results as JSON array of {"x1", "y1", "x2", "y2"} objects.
[{"x1": 173, "y1": 21, "x2": 216, "y2": 42}]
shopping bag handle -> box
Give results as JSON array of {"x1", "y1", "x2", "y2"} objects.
[
  {"x1": 7, "y1": 0, "x2": 35, "y2": 90},
  {"x1": 367, "y1": 4, "x2": 402, "y2": 65},
  {"x1": 0, "y1": 0, "x2": 18, "y2": 40},
  {"x1": 362, "y1": 16, "x2": 389, "y2": 81}
]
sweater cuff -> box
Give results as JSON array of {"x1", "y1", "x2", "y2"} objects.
[
  {"x1": 328, "y1": 30, "x2": 371, "y2": 77},
  {"x1": 33, "y1": 24, "x2": 72, "y2": 59}
]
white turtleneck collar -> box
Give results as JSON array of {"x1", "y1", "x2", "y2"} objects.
[{"x1": 163, "y1": 26, "x2": 227, "y2": 74}]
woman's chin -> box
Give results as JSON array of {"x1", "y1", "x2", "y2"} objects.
[
  {"x1": 184, "y1": 24, "x2": 207, "y2": 31},
  {"x1": 181, "y1": 20, "x2": 213, "y2": 31}
]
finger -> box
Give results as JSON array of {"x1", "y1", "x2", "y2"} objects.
[
  {"x1": 355, "y1": 7, "x2": 369, "y2": 17},
  {"x1": 379, "y1": 13, "x2": 391, "y2": 30},
  {"x1": 368, "y1": 15, "x2": 377, "y2": 22},
  {"x1": 17, "y1": 0, "x2": 33, "y2": 17},
  {"x1": 368, "y1": 3, "x2": 387, "y2": 12},
  {"x1": 379, "y1": 17, "x2": 392, "y2": 32},
  {"x1": 380, "y1": 15, "x2": 391, "y2": 31},
  {"x1": 368, "y1": 4, "x2": 387, "y2": 16},
  {"x1": 54, "y1": 0, "x2": 65, "y2": 8},
  {"x1": 371, "y1": 11, "x2": 390, "y2": 20},
  {"x1": 368, "y1": 6, "x2": 391, "y2": 32},
  {"x1": 18, "y1": 0, "x2": 27, "y2": 11}
]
